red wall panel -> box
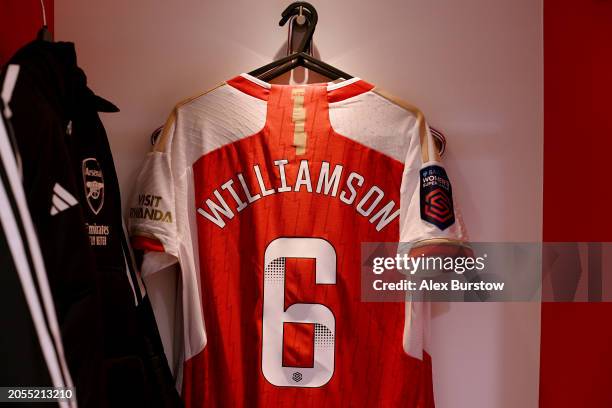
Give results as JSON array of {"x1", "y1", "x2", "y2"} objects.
[
  {"x1": 0, "y1": 0, "x2": 54, "y2": 65},
  {"x1": 541, "y1": 1, "x2": 612, "y2": 406}
]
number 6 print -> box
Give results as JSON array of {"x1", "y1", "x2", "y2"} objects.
[{"x1": 262, "y1": 237, "x2": 336, "y2": 387}]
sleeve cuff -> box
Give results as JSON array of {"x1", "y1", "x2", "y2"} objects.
[
  {"x1": 408, "y1": 240, "x2": 473, "y2": 258},
  {"x1": 131, "y1": 235, "x2": 165, "y2": 252}
]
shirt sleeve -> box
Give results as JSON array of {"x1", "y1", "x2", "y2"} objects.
[
  {"x1": 399, "y1": 114, "x2": 471, "y2": 360},
  {"x1": 128, "y1": 116, "x2": 180, "y2": 260},
  {"x1": 399, "y1": 112, "x2": 471, "y2": 257}
]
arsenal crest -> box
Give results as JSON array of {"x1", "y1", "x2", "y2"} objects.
[{"x1": 82, "y1": 158, "x2": 105, "y2": 215}]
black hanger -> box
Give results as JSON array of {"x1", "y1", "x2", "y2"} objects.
[
  {"x1": 248, "y1": 2, "x2": 352, "y2": 82},
  {"x1": 36, "y1": 0, "x2": 53, "y2": 42}
]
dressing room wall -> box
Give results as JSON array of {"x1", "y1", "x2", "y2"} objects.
[{"x1": 55, "y1": 1, "x2": 543, "y2": 407}]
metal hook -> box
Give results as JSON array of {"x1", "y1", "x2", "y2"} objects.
[
  {"x1": 296, "y1": 6, "x2": 306, "y2": 25},
  {"x1": 37, "y1": 0, "x2": 53, "y2": 41},
  {"x1": 286, "y1": 15, "x2": 296, "y2": 56},
  {"x1": 40, "y1": 0, "x2": 47, "y2": 27}
]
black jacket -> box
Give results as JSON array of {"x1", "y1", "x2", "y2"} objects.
[
  {"x1": 0, "y1": 72, "x2": 73, "y2": 408},
  {"x1": 2, "y1": 40, "x2": 180, "y2": 408}
]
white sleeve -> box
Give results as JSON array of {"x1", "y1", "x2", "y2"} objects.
[
  {"x1": 128, "y1": 116, "x2": 180, "y2": 275},
  {"x1": 399, "y1": 114, "x2": 468, "y2": 251},
  {"x1": 399, "y1": 114, "x2": 470, "y2": 360}
]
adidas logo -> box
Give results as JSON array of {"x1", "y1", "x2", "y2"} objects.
[{"x1": 50, "y1": 183, "x2": 78, "y2": 215}]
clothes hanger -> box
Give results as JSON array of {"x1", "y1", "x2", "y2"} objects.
[
  {"x1": 248, "y1": 2, "x2": 352, "y2": 82},
  {"x1": 36, "y1": 0, "x2": 53, "y2": 42},
  {"x1": 248, "y1": 3, "x2": 452, "y2": 156}
]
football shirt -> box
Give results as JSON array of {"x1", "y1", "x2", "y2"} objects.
[{"x1": 129, "y1": 73, "x2": 468, "y2": 407}]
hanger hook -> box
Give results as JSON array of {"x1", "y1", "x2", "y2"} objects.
[
  {"x1": 40, "y1": 0, "x2": 47, "y2": 27},
  {"x1": 279, "y1": 2, "x2": 318, "y2": 54},
  {"x1": 286, "y1": 14, "x2": 315, "y2": 56}
]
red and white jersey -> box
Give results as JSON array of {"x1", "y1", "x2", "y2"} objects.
[{"x1": 128, "y1": 74, "x2": 468, "y2": 408}]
